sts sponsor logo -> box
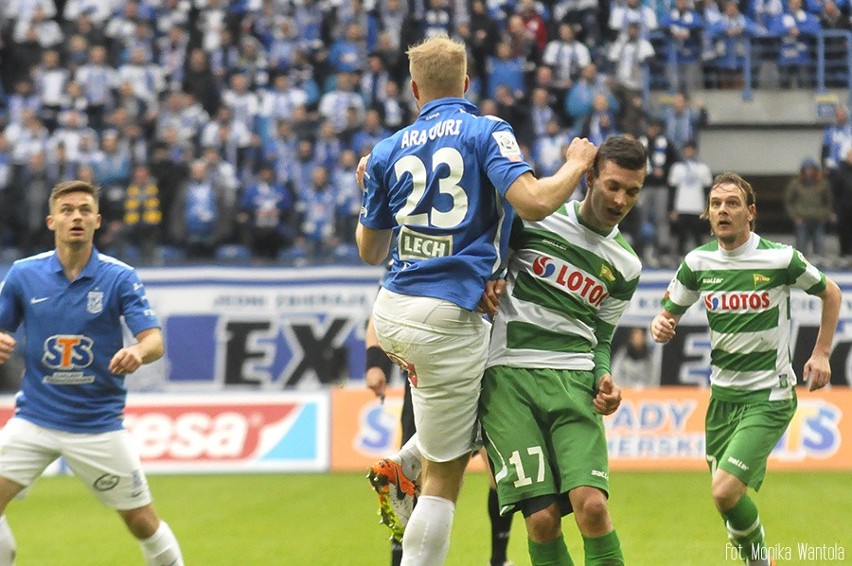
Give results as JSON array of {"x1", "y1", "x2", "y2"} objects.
[{"x1": 703, "y1": 291, "x2": 770, "y2": 311}]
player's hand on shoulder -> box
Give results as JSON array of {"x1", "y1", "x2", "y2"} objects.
[
  {"x1": 650, "y1": 313, "x2": 676, "y2": 343},
  {"x1": 0, "y1": 332, "x2": 16, "y2": 363},
  {"x1": 594, "y1": 374, "x2": 622, "y2": 416},
  {"x1": 109, "y1": 346, "x2": 144, "y2": 376},
  {"x1": 564, "y1": 137, "x2": 597, "y2": 170},
  {"x1": 477, "y1": 279, "x2": 506, "y2": 317}
]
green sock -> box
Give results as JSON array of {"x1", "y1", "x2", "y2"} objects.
[
  {"x1": 528, "y1": 536, "x2": 573, "y2": 566},
  {"x1": 722, "y1": 495, "x2": 766, "y2": 563},
  {"x1": 582, "y1": 530, "x2": 624, "y2": 566}
]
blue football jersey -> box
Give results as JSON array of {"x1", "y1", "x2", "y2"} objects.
[
  {"x1": 0, "y1": 249, "x2": 160, "y2": 433},
  {"x1": 360, "y1": 97, "x2": 532, "y2": 311}
]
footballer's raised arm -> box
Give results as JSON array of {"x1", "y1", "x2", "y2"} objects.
[{"x1": 505, "y1": 137, "x2": 597, "y2": 221}]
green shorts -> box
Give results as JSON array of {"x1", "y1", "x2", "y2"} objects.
[
  {"x1": 480, "y1": 365, "x2": 609, "y2": 516},
  {"x1": 705, "y1": 394, "x2": 797, "y2": 490}
]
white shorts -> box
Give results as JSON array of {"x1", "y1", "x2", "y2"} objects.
[
  {"x1": 372, "y1": 288, "x2": 490, "y2": 462},
  {"x1": 0, "y1": 417, "x2": 152, "y2": 510}
]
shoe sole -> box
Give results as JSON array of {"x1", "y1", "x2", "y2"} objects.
[{"x1": 367, "y1": 467, "x2": 408, "y2": 543}]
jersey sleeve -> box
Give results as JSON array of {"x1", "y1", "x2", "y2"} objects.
[
  {"x1": 787, "y1": 248, "x2": 827, "y2": 295},
  {"x1": 119, "y1": 270, "x2": 160, "y2": 336},
  {"x1": 593, "y1": 274, "x2": 641, "y2": 380},
  {"x1": 661, "y1": 260, "x2": 701, "y2": 314},
  {"x1": 0, "y1": 265, "x2": 23, "y2": 333},
  {"x1": 359, "y1": 149, "x2": 395, "y2": 230},
  {"x1": 481, "y1": 120, "x2": 533, "y2": 197}
]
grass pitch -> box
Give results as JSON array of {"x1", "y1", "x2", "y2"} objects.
[{"x1": 6, "y1": 471, "x2": 850, "y2": 565}]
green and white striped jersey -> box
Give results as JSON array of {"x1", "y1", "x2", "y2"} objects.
[
  {"x1": 487, "y1": 202, "x2": 641, "y2": 376},
  {"x1": 661, "y1": 232, "x2": 826, "y2": 402}
]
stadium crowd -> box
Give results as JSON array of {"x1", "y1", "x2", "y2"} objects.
[{"x1": 0, "y1": 0, "x2": 850, "y2": 265}]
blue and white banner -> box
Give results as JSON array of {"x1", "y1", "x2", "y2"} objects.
[{"x1": 118, "y1": 267, "x2": 852, "y2": 390}]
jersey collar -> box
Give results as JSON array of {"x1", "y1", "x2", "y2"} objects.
[
  {"x1": 417, "y1": 97, "x2": 479, "y2": 118},
  {"x1": 49, "y1": 247, "x2": 101, "y2": 280}
]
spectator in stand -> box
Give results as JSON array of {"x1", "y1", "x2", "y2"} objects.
[
  {"x1": 464, "y1": 0, "x2": 500, "y2": 98},
  {"x1": 607, "y1": 21, "x2": 655, "y2": 136},
  {"x1": 486, "y1": 40, "x2": 527, "y2": 100},
  {"x1": 361, "y1": 53, "x2": 392, "y2": 111},
  {"x1": 11, "y1": 151, "x2": 53, "y2": 254},
  {"x1": 376, "y1": 80, "x2": 410, "y2": 133},
  {"x1": 75, "y1": 45, "x2": 119, "y2": 133},
  {"x1": 565, "y1": 63, "x2": 619, "y2": 134},
  {"x1": 170, "y1": 159, "x2": 228, "y2": 260},
  {"x1": 542, "y1": 22, "x2": 592, "y2": 107},
  {"x1": 515, "y1": 0, "x2": 549, "y2": 55},
  {"x1": 32, "y1": 49, "x2": 69, "y2": 132},
  {"x1": 181, "y1": 48, "x2": 222, "y2": 118},
  {"x1": 580, "y1": 92, "x2": 621, "y2": 146},
  {"x1": 773, "y1": 0, "x2": 822, "y2": 88},
  {"x1": 237, "y1": 163, "x2": 294, "y2": 260},
  {"x1": 667, "y1": 140, "x2": 714, "y2": 255},
  {"x1": 118, "y1": 46, "x2": 164, "y2": 107},
  {"x1": 296, "y1": 165, "x2": 339, "y2": 260},
  {"x1": 332, "y1": 149, "x2": 362, "y2": 249},
  {"x1": 609, "y1": 0, "x2": 659, "y2": 40},
  {"x1": 314, "y1": 119, "x2": 344, "y2": 172},
  {"x1": 830, "y1": 146, "x2": 852, "y2": 260},
  {"x1": 529, "y1": 86, "x2": 558, "y2": 141},
  {"x1": 664, "y1": 0, "x2": 705, "y2": 92},
  {"x1": 821, "y1": 105, "x2": 852, "y2": 173},
  {"x1": 663, "y1": 90, "x2": 709, "y2": 155},
  {"x1": 553, "y1": 0, "x2": 601, "y2": 50},
  {"x1": 328, "y1": 22, "x2": 367, "y2": 75},
  {"x1": 532, "y1": 117, "x2": 572, "y2": 177},
  {"x1": 121, "y1": 164, "x2": 163, "y2": 264},
  {"x1": 784, "y1": 158, "x2": 835, "y2": 260},
  {"x1": 351, "y1": 109, "x2": 390, "y2": 157},
  {"x1": 318, "y1": 72, "x2": 366, "y2": 135},
  {"x1": 638, "y1": 118, "x2": 680, "y2": 265},
  {"x1": 706, "y1": 1, "x2": 760, "y2": 88},
  {"x1": 5, "y1": 80, "x2": 40, "y2": 129},
  {"x1": 818, "y1": 2, "x2": 852, "y2": 86}
]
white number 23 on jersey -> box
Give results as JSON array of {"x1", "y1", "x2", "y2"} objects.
[{"x1": 393, "y1": 148, "x2": 468, "y2": 229}]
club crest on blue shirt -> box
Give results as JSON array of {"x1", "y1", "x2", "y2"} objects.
[{"x1": 87, "y1": 291, "x2": 104, "y2": 314}]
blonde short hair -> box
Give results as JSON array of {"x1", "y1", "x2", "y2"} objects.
[{"x1": 406, "y1": 35, "x2": 467, "y2": 99}]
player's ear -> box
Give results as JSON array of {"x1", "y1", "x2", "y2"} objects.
[
  {"x1": 463, "y1": 75, "x2": 469, "y2": 94},
  {"x1": 410, "y1": 79, "x2": 420, "y2": 102},
  {"x1": 46, "y1": 214, "x2": 55, "y2": 232}
]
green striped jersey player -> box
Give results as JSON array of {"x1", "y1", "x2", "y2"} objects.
[
  {"x1": 651, "y1": 172, "x2": 842, "y2": 566},
  {"x1": 481, "y1": 136, "x2": 649, "y2": 566}
]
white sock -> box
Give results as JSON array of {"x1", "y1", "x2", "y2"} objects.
[
  {"x1": 401, "y1": 495, "x2": 455, "y2": 566},
  {"x1": 140, "y1": 521, "x2": 184, "y2": 566},
  {"x1": 394, "y1": 433, "x2": 422, "y2": 481},
  {"x1": 0, "y1": 516, "x2": 15, "y2": 566}
]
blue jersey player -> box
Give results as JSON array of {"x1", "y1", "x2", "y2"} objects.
[
  {"x1": 357, "y1": 35, "x2": 598, "y2": 565},
  {"x1": 0, "y1": 180, "x2": 184, "y2": 566}
]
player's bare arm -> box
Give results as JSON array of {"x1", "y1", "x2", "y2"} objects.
[
  {"x1": 0, "y1": 332, "x2": 16, "y2": 364},
  {"x1": 356, "y1": 154, "x2": 370, "y2": 190},
  {"x1": 356, "y1": 224, "x2": 393, "y2": 265},
  {"x1": 108, "y1": 328, "x2": 164, "y2": 375},
  {"x1": 650, "y1": 311, "x2": 680, "y2": 344},
  {"x1": 593, "y1": 374, "x2": 622, "y2": 416},
  {"x1": 505, "y1": 137, "x2": 597, "y2": 221},
  {"x1": 804, "y1": 277, "x2": 842, "y2": 391}
]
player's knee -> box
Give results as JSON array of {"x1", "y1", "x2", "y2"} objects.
[
  {"x1": 525, "y1": 507, "x2": 561, "y2": 542},
  {"x1": 575, "y1": 492, "x2": 609, "y2": 523},
  {"x1": 118, "y1": 506, "x2": 160, "y2": 540},
  {"x1": 710, "y1": 478, "x2": 744, "y2": 512}
]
